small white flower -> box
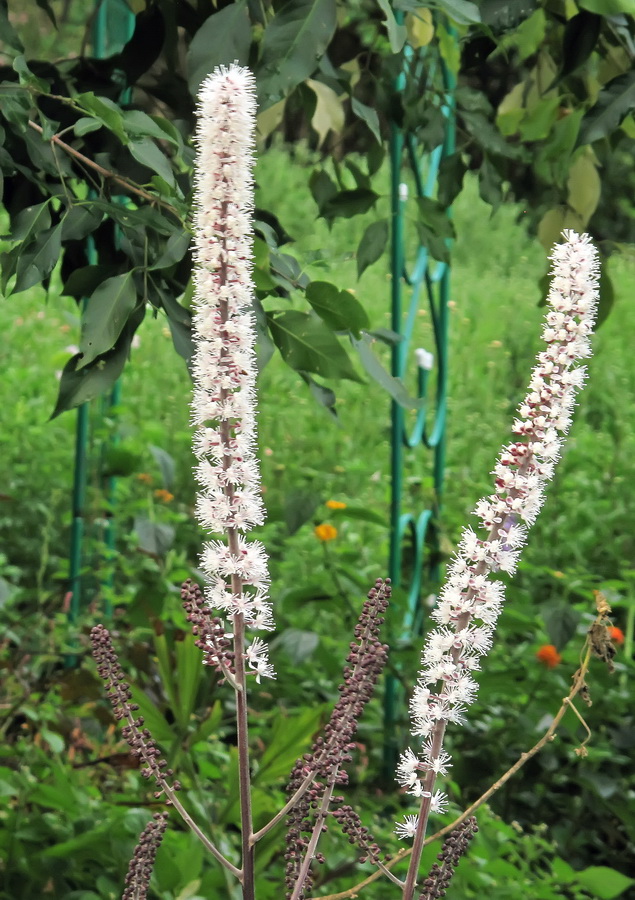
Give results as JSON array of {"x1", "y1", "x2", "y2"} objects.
[{"x1": 395, "y1": 815, "x2": 419, "y2": 840}]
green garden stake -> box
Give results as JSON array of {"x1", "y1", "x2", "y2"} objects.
[
  {"x1": 66, "y1": 0, "x2": 134, "y2": 659},
  {"x1": 383, "y1": 25, "x2": 456, "y2": 776}
]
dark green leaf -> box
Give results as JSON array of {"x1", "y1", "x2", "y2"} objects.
[
  {"x1": 150, "y1": 229, "x2": 191, "y2": 269},
  {"x1": 578, "y1": 71, "x2": 635, "y2": 146},
  {"x1": 558, "y1": 12, "x2": 601, "y2": 83},
  {"x1": 305, "y1": 281, "x2": 370, "y2": 335},
  {"x1": 8, "y1": 201, "x2": 51, "y2": 242},
  {"x1": 284, "y1": 490, "x2": 321, "y2": 534},
  {"x1": 578, "y1": 0, "x2": 635, "y2": 13},
  {"x1": 356, "y1": 219, "x2": 389, "y2": 278},
  {"x1": 597, "y1": 265, "x2": 615, "y2": 328},
  {"x1": 331, "y1": 504, "x2": 386, "y2": 525},
  {"x1": 257, "y1": 0, "x2": 337, "y2": 109},
  {"x1": 13, "y1": 55, "x2": 50, "y2": 92},
  {"x1": 128, "y1": 137, "x2": 175, "y2": 186},
  {"x1": 437, "y1": 152, "x2": 467, "y2": 207},
  {"x1": 122, "y1": 109, "x2": 180, "y2": 145},
  {"x1": 540, "y1": 602, "x2": 580, "y2": 648},
  {"x1": 267, "y1": 310, "x2": 363, "y2": 381},
  {"x1": 320, "y1": 188, "x2": 379, "y2": 221},
  {"x1": 50, "y1": 307, "x2": 145, "y2": 419},
  {"x1": 415, "y1": 196, "x2": 454, "y2": 263},
  {"x1": 299, "y1": 372, "x2": 337, "y2": 417},
  {"x1": 352, "y1": 334, "x2": 424, "y2": 409},
  {"x1": 34, "y1": 0, "x2": 57, "y2": 26},
  {"x1": 63, "y1": 264, "x2": 116, "y2": 300},
  {"x1": 61, "y1": 205, "x2": 103, "y2": 241},
  {"x1": 187, "y1": 2, "x2": 252, "y2": 94},
  {"x1": 13, "y1": 223, "x2": 63, "y2": 293},
  {"x1": 309, "y1": 168, "x2": 338, "y2": 211},
  {"x1": 79, "y1": 272, "x2": 138, "y2": 368},
  {"x1": 102, "y1": 446, "x2": 143, "y2": 477},
  {"x1": 0, "y1": 0, "x2": 24, "y2": 51},
  {"x1": 256, "y1": 706, "x2": 325, "y2": 783},
  {"x1": 462, "y1": 110, "x2": 525, "y2": 159},
  {"x1": 351, "y1": 97, "x2": 382, "y2": 143}
]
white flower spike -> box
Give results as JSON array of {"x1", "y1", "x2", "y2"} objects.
[
  {"x1": 397, "y1": 231, "x2": 600, "y2": 834},
  {"x1": 192, "y1": 64, "x2": 274, "y2": 679}
]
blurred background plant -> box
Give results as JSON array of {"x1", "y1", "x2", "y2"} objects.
[{"x1": 1, "y1": 0, "x2": 635, "y2": 897}]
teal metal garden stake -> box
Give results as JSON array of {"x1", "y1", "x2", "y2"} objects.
[
  {"x1": 67, "y1": 0, "x2": 134, "y2": 650},
  {"x1": 384, "y1": 32, "x2": 456, "y2": 775}
]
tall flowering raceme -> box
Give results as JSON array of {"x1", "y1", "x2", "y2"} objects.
[
  {"x1": 398, "y1": 231, "x2": 600, "y2": 896},
  {"x1": 191, "y1": 65, "x2": 274, "y2": 685}
]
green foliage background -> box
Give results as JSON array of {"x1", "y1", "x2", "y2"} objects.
[{"x1": 1, "y1": 0, "x2": 635, "y2": 898}]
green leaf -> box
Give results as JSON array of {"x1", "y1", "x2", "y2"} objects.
[
  {"x1": 187, "y1": 2, "x2": 252, "y2": 94},
  {"x1": 267, "y1": 310, "x2": 363, "y2": 381},
  {"x1": 352, "y1": 334, "x2": 424, "y2": 409},
  {"x1": 79, "y1": 272, "x2": 138, "y2": 368},
  {"x1": 299, "y1": 372, "x2": 337, "y2": 417},
  {"x1": 61, "y1": 205, "x2": 103, "y2": 241},
  {"x1": 414, "y1": 196, "x2": 455, "y2": 263},
  {"x1": 351, "y1": 97, "x2": 382, "y2": 143},
  {"x1": 578, "y1": 71, "x2": 635, "y2": 146},
  {"x1": 8, "y1": 201, "x2": 51, "y2": 242},
  {"x1": 305, "y1": 281, "x2": 370, "y2": 335},
  {"x1": 437, "y1": 152, "x2": 467, "y2": 207},
  {"x1": 175, "y1": 634, "x2": 203, "y2": 724},
  {"x1": 13, "y1": 222, "x2": 63, "y2": 293},
  {"x1": 377, "y1": 0, "x2": 407, "y2": 52},
  {"x1": 574, "y1": 867, "x2": 635, "y2": 899},
  {"x1": 540, "y1": 602, "x2": 580, "y2": 648},
  {"x1": 461, "y1": 110, "x2": 525, "y2": 160},
  {"x1": 331, "y1": 504, "x2": 386, "y2": 525},
  {"x1": 73, "y1": 117, "x2": 103, "y2": 136},
  {"x1": 578, "y1": 0, "x2": 635, "y2": 13},
  {"x1": 50, "y1": 307, "x2": 144, "y2": 418},
  {"x1": 134, "y1": 517, "x2": 175, "y2": 558},
  {"x1": 13, "y1": 55, "x2": 50, "y2": 92},
  {"x1": 0, "y1": 0, "x2": 24, "y2": 51},
  {"x1": 151, "y1": 229, "x2": 191, "y2": 270},
  {"x1": 75, "y1": 93, "x2": 127, "y2": 143},
  {"x1": 558, "y1": 11, "x2": 601, "y2": 83},
  {"x1": 284, "y1": 490, "x2": 321, "y2": 534},
  {"x1": 122, "y1": 109, "x2": 180, "y2": 145},
  {"x1": 320, "y1": 188, "x2": 379, "y2": 222},
  {"x1": 273, "y1": 629, "x2": 319, "y2": 664},
  {"x1": 256, "y1": 706, "x2": 325, "y2": 783},
  {"x1": 128, "y1": 137, "x2": 175, "y2": 186},
  {"x1": 356, "y1": 219, "x2": 389, "y2": 278},
  {"x1": 63, "y1": 264, "x2": 116, "y2": 300},
  {"x1": 257, "y1": 0, "x2": 337, "y2": 109},
  {"x1": 428, "y1": 0, "x2": 481, "y2": 24}
]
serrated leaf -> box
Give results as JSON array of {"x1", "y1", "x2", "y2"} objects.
[
  {"x1": 578, "y1": 71, "x2": 635, "y2": 145},
  {"x1": 257, "y1": 0, "x2": 337, "y2": 109},
  {"x1": 305, "y1": 281, "x2": 370, "y2": 335},
  {"x1": 267, "y1": 310, "x2": 363, "y2": 381},
  {"x1": 187, "y1": 2, "x2": 252, "y2": 94},
  {"x1": 357, "y1": 219, "x2": 389, "y2": 278},
  {"x1": 79, "y1": 272, "x2": 138, "y2": 368}
]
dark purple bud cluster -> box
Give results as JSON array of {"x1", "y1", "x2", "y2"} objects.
[
  {"x1": 330, "y1": 804, "x2": 385, "y2": 865},
  {"x1": 122, "y1": 811, "x2": 169, "y2": 900},
  {"x1": 418, "y1": 816, "x2": 479, "y2": 900},
  {"x1": 284, "y1": 579, "x2": 391, "y2": 898},
  {"x1": 181, "y1": 579, "x2": 234, "y2": 677},
  {"x1": 90, "y1": 625, "x2": 181, "y2": 801}
]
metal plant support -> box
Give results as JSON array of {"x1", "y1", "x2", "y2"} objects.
[
  {"x1": 383, "y1": 32, "x2": 456, "y2": 774},
  {"x1": 67, "y1": 0, "x2": 134, "y2": 647}
]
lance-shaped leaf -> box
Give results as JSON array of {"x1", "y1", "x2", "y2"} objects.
[
  {"x1": 79, "y1": 272, "x2": 138, "y2": 368},
  {"x1": 305, "y1": 281, "x2": 370, "y2": 336},
  {"x1": 578, "y1": 71, "x2": 635, "y2": 146}
]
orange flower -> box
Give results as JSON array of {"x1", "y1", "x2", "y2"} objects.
[
  {"x1": 154, "y1": 489, "x2": 174, "y2": 503},
  {"x1": 137, "y1": 473, "x2": 153, "y2": 485},
  {"x1": 536, "y1": 644, "x2": 561, "y2": 668},
  {"x1": 315, "y1": 523, "x2": 338, "y2": 542},
  {"x1": 609, "y1": 626, "x2": 625, "y2": 646},
  {"x1": 326, "y1": 500, "x2": 347, "y2": 510}
]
